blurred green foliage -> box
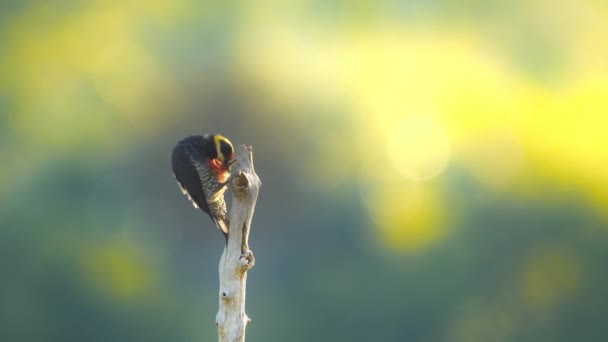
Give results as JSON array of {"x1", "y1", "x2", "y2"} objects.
[{"x1": 1, "y1": 1, "x2": 608, "y2": 341}]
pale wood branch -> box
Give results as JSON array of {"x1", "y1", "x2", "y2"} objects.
[{"x1": 215, "y1": 145, "x2": 261, "y2": 342}]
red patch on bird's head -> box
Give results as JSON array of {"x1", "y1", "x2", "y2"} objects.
[{"x1": 209, "y1": 158, "x2": 230, "y2": 183}]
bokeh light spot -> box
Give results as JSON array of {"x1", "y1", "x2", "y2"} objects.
[
  {"x1": 521, "y1": 247, "x2": 582, "y2": 310},
  {"x1": 364, "y1": 184, "x2": 447, "y2": 252},
  {"x1": 83, "y1": 241, "x2": 155, "y2": 300},
  {"x1": 387, "y1": 115, "x2": 451, "y2": 181}
]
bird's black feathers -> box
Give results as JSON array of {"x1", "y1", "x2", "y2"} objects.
[{"x1": 171, "y1": 139, "x2": 210, "y2": 213}]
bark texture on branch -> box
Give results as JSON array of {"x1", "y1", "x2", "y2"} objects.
[{"x1": 215, "y1": 145, "x2": 260, "y2": 342}]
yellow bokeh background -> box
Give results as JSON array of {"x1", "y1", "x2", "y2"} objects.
[{"x1": 1, "y1": 1, "x2": 606, "y2": 340}]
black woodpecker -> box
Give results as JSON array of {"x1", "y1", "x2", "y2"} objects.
[{"x1": 171, "y1": 134, "x2": 237, "y2": 238}]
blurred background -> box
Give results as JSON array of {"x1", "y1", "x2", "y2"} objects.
[{"x1": 1, "y1": 1, "x2": 607, "y2": 341}]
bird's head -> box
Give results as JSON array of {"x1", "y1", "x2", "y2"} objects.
[{"x1": 209, "y1": 134, "x2": 236, "y2": 176}]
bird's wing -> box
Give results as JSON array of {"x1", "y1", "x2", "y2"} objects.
[{"x1": 171, "y1": 143, "x2": 211, "y2": 215}]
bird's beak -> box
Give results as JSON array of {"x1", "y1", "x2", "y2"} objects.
[{"x1": 227, "y1": 157, "x2": 238, "y2": 168}]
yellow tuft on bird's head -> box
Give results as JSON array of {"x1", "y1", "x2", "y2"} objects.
[{"x1": 213, "y1": 134, "x2": 234, "y2": 165}]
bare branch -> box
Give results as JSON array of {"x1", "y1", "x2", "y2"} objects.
[{"x1": 215, "y1": 145, "x2": 261, "y2": 342}]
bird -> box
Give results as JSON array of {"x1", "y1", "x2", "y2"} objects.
[{"x1": 171, "y1": 134, "x2": 237, "y2": 238}]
